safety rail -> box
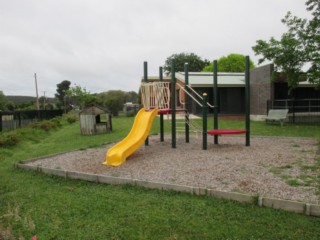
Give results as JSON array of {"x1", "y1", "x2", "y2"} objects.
[
  {"x1": 267, "y1": 99, "x2": 320, "y2": 113},
  {"x1": 140, "y1": 82, "x2": 170, "y2": 110},
  {"x1": 176, "y1": 83, "x2": 214, "y2": 108},
  {"x1": 141, "y1": 81, "x2": 214, "y2": 110},
  {"x1": 140, "y1": 80, "x2": 212, "y2": 134},
  {"x1": 267, "y1": 99, "x2": 320, "y2": 124}
]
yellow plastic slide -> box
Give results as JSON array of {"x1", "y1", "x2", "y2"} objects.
[{"x1": 103, "y1": 108, "x2": 158, "y2": 167}]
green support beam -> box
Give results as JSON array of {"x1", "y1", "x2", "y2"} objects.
[
  {"x1": 245, "y1": 56, "x2": 251, "y2": 146},
  {"x1": 184, "y1": 63, "x2": 189, "y2": 143},
  {"x1": 159, "y1": 66, "x2": 164, "y2": 142},
  {"x1": 202, "y1": 93, "x2": 208, "y2": 150},
  {"x1": 213, "y1": 60, "x2": 218, "y2": 145},
  {"x1": 143, "y1": 61, "x2": 149, "y2": 146},
  {"x1": 171, "y1": 59, "x2": 176, "y2": 148}
]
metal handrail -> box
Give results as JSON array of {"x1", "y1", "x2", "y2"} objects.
[
  {"x1": 269, "y1": 98, "x2": 320, "y2": 113},
  {"x1": 176, "y1": 82, "x2": 214, "y2": 108}
]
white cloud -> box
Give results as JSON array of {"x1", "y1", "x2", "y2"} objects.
[{"x1": 0, "y1": 0, "x2": 310, "y2": 97}]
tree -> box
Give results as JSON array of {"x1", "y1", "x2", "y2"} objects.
[
  {"x1": 66, "y1": 85, "x2": 97, "y2": 109},
  {"x1": 0, "y1": 91, "x2": 8, "y2": 110},
  {"x1": 55, "y1": 80, "x2": 71, "y2": 107},
  {"x1": 5, "y1": 101, "x2": 15, "y2": 111},
  {"x1": 252, "y1": 0, "x2": 320, "y2": 89},
  {"x1": 16, "y1": 101, "x2": 34, "y2": 110},
  {"x1": 124, "y1": 91, "x2": 139, "y2": 103},
  {"x1": 202, "y1": 53, "x2": 255, "y2": 72},
  {"x1": 97, "y1": 90, "x2": 126, "y2": 116},
  {"x1": 164, "y1": 52, "x2": 210, "y2": 74}
]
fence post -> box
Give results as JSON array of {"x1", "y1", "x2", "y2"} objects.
[
  {"x1": 18, "y1": 112, "x2": 22, "y2": 128},
  {"x1": 292, "y1": 98, "x2": 295, "y2": 123},
  {"x1": 108, "y1": 114, "x2": 112, "y2": 131}
]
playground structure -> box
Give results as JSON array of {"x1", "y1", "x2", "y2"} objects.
[{"x1": 104, "y1": 57, "x2": 251, "y2": 166}]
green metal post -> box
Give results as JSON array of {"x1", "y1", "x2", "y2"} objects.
[
  {"x1": 143, "y1": 61, "x2": 149, "y2": 146},
  {"x1": 202, "y1": 93, "x2": 208, "y2": 150},
  {"x1": 184, "y1": 63, "x2": 189, "y2": 143},
  {"x1": 245, "y1": 56, "x2": 250, "y2": 146},
  {"x1": 213, "y1": 60, "x2": 218, "y2": 144},
  {"x1": 159, "y1": 66, "x2": 164, "y2": 142},
  {"x1": 18, "y1": 112, "x2": 21, "y2": 128},
  {"x1": 171, "y1": 59, "x2": 176, "y2": 148}
]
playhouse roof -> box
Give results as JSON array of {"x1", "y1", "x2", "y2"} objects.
[{"x1": 79, "y1": 106, "x2": 108, "y2": 115}]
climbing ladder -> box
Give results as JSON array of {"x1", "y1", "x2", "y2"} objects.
[{"x1": 176, "y1": 83, "x2": 212, "y2": 135}]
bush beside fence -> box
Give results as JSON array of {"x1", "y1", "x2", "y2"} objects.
[{"x1": 0, "y1": 109, "x2": 64, "y2": 132}]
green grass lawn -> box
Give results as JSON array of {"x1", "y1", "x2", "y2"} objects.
[
  {"x1": 152, "y1": 116, "x2": 320, "y2": 138},
  {"x1": 1, "y1": 116, "x2": 320, "y2": 239}
]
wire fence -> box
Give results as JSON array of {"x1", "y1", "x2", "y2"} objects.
[
  {"x1": 0, "y1": 109, "x2": 64, "y2": 132},
  {"x1": 267, "y1": 99, "x2": 320, "y2": 125}
]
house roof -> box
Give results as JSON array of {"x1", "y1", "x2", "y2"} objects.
[
  {"x1": 142, "y1": 72, "x2": 246, "y2": 87},
  {"x1": 175, "y1": 72, "x2": 245, "y2": 87}
]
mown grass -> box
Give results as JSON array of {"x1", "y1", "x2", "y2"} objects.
[
  {"x1": 154, "y1": 116, "x2": 320, "y2": 138},
  {"x1": 1, "y1": 116, "x2": 320, "y2": 239}
]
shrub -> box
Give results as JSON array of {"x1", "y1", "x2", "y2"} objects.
[
  {"x1": 66, "y1": 116, "x2": 77, "y2": 124},
  {"x1": 31, "y1": 119, "x2": 61, "y2": 131},
  {"x1": 0, "y1": 132, "x2": 20, "y2": 147},
  {"x1": 51, "y1": 117, "x2": 62, "y2": 127}
]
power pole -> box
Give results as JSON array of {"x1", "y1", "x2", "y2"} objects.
[{"x1": 34, "y1": 73, "x2": 40, "y2": 110}]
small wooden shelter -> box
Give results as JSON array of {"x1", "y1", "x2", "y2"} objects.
[{"x1": 79, "y1": 106, "x2": 112, "y2": 135}]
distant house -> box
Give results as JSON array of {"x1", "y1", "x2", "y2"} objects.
[{"x1": 143, "y1": 63, "x2": 320, "y2": 122}]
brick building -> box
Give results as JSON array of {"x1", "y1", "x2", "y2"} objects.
[{"x1": 145, "y1": 63, "x2": 319, "y2": 121}]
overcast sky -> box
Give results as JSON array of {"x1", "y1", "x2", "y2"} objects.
[{"x1": 0, "y1": 0, "x2": 311, "y2": 97}]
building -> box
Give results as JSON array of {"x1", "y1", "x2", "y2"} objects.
[{"x1": 143, "y1": 63, "x2": 320, "y2": 122}]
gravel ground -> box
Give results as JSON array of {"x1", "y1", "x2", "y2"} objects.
[{"x1": 28, "y1": 135, "x2": 320, "y2": 204}]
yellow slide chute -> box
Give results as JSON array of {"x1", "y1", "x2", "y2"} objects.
[{"x1": 103, "y1": 108, "x2": 158, "y2": 167}]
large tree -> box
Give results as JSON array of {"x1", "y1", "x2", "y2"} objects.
[
  {"x1": 66, "y1": 84, "x2": 97, "y2": 109},
  {"x1": 164, "y1": 52, "x2": 210, "y2": 74},
  {"x1": 55, "y1": 80, "x2": 71, "y2": 107},
  {"x1": 124, "y1": 91, "x2": 139, "y2": 103},
  {"x1": 252, "y1": 0, "x2": 320, "y2": 89},
  {"x1": 202, "y1": 53, "x2": 255, "y2": 72},
  {"x1": 97, "y1": 90, "x2": 126, "y2": 116}
]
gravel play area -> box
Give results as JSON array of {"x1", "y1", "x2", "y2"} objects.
[{"x1": 27, "y1": 135, "x2": 320, "y2": 204}]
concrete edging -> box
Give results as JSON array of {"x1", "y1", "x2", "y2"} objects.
[{"x1": 15, "y1": 162, "x2": 320, "y2": 217}]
